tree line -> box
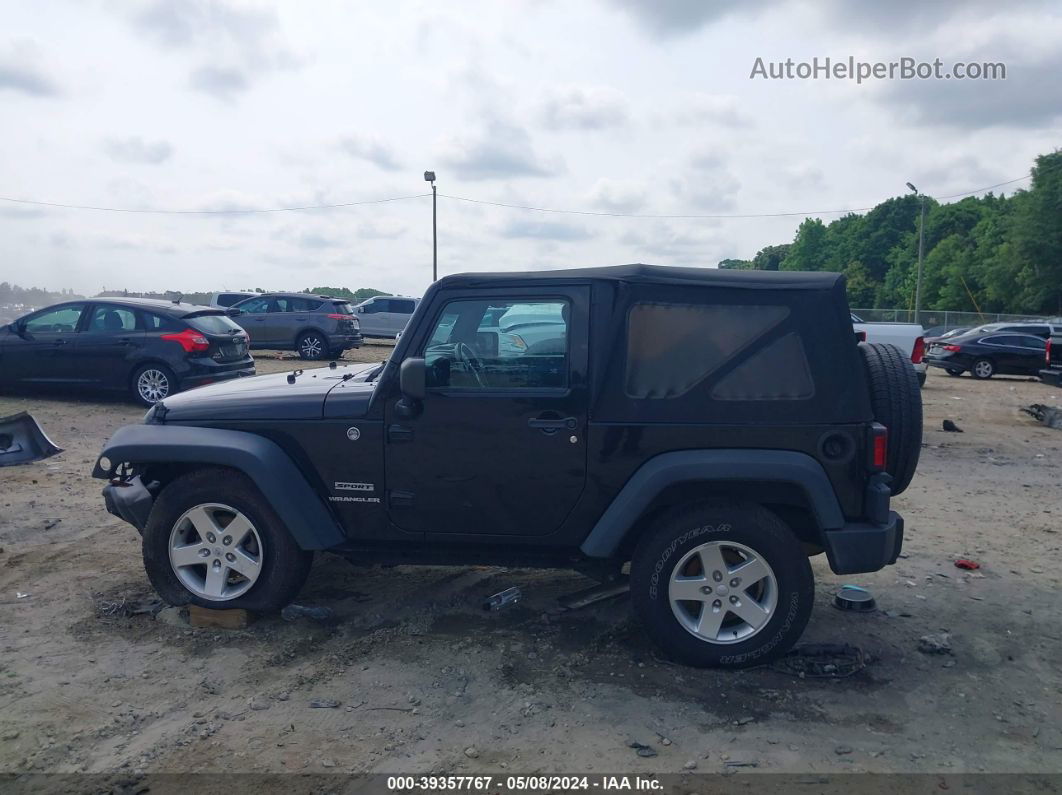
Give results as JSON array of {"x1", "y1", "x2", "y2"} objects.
[{"x1": 720, "y1": 150, "x2": 1062, "y2": 315}]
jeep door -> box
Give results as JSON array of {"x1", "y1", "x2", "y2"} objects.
[{"x1": 385, "y1": 287, "x2": 589, "y2": 537}]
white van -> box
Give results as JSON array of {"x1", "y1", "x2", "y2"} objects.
[{"x1": 354, "y1": 296, "x2": 419, "y2": 338}]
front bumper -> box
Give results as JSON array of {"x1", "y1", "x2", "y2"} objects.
[
  {"x1": 102, "y1": 476, "x2": 154, "y2": 533},
  {"x1": 1040, "y1": 367, "x2": 1062, "y2": 386},
  {"x1": 823, "y1": 511, "x2": 904, "y2": 575}
]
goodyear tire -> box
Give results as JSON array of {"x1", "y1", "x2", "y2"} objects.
[
  {"x1": 142, "y1": 468, "x2": 313, "y2": 612},
  {"x1": 630, "y1": 502, "x2": 813, "y2": 669},
  {"x1": 858, "y1": 342, "x2": 922, "y2": 495}
]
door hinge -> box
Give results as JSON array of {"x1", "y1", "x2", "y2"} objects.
[
  {"x1": 388, "y1": 490, "x2": 414, "y2": 508},
  {"x1": 387, "y1": 424, "x2": 414, "y2": 443}
]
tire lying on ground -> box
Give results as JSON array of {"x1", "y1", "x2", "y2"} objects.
[{"x1": 858, "y1": 342, "x2": 922, "y2": 495}]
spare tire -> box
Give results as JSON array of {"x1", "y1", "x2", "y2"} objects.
[{"x1": 858, "y1": 342, "x2": 922, "y2": 495}]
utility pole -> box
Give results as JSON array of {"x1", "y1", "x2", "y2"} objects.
[
  {"x1": 907, "y1": 182, "x2": 926, "y2": 326},
  {"x1": 424, "y1": 171, "x2": 437, "y2": 282}
]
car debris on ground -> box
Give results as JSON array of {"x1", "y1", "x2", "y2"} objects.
[
  {"x1": 1021, "y1": 404, "x2": 1062, "y2": 430},
  {"x1": 0, "y1": 411, "x2": 62, "y2": 466}
]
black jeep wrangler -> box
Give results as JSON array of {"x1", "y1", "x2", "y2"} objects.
[{"x1": 94, "y1": 265, "x2": 921, "y2": 668}]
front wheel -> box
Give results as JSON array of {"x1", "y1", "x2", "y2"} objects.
[
  {"x1": 972, "y1": 358, "x2": 995, "y2": 379},
  {"x1": 142, "y1": 468, "x2": 313, "y2": 611},
  {"x1": 297, "y1": 331, "x2": 327, "y2": 360},
  {"x1": 630, "y1": 502, "x2": 813, "y2": 669},
  {"x1": 132, "y1": 363, "x2": 178, "y2": 406}
]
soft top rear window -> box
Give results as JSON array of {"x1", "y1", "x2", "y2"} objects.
[
  {"x1": 625, "y1": 302, "x2": 790, "y2": 399},
  {"x1": 187, "y1": 313, "x2": 241, "y2": 335}
]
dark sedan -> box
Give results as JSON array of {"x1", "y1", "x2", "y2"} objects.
[
  {"x1": 925, "y1": 330, "x2": 1047, "y2": 379},
  {"x1": 0, "y1": 298, "x2": 254, "y2": 405}
]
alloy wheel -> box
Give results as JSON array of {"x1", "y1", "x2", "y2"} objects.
[
  {"x1": 168, "y1": 503, "x2": 263, "y2": 601},
  {"x1": 137, "y1": 369, "x2": 171, "y2": 403},
  {"x1": 668, "y1": 540, "x2": 778, "y2": 644},
  {"x1": 300, "y1": 335, "x2": 323, "y2": 359}
]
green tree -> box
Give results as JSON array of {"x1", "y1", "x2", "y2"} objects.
[
  {"x1": 843, "y1": 261, "x2": 876, "y2": 307},
  {"x1": 1009, "y1": 151, "x2": 1062, "y2": 313},
  {"x1": 780, "y1": 218, "x2": 829, "y2": 271},
  {"x1": 752, "y1": 244, "x2": 790, "y2": 271}
]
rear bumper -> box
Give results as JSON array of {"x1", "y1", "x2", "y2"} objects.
[
  {"x1": 925, "y1": 356, "x2": 964, "y2": 371},
  {"x1": 180, "y1": 359, "x2": 255, "y2": 389},
  {"x1": 823, "y1": 511, "x2": 904, "y2": 575},
  {"x1": 1040, "y1": 367, "x2": 1062, "y2": 386},
  {"x1": 328, "y1": 332, "x2": 363, "y2": 349}
]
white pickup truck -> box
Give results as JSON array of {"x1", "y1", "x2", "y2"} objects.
[{"x1": 852, "y1": 314, "x2": 927, "y2": 387}]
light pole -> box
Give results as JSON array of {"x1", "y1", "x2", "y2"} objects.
[
  {"x1": 907, "y1": 182, "x2": 926, "y2": 326},
  {"x1": 424, "y1": 171, "x2": 437, "y2": 282}
]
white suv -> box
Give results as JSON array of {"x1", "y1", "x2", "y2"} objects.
[{"x1": 353, "y1": 295, "x2": 419, "y2": 338}]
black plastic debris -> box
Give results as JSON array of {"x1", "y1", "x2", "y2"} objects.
[
  {"x1": 1021, "y1": 404, "x2": 1062, "y2": 430},
  {"x1": 771, "y1": 643, "x2": 867, "y2": 678},
  {"x1": 942, "y1": 419, "x2": 964, "y2": 433},
  {"x1": 0, "y1": 412, "x2": 62, "y2": 467},
  {"x1": 483, "y1": 587, "x2": 521, "y2": 611},
  {"x1": 281, "y1": 603, "x2": 336, "y2": 622}
]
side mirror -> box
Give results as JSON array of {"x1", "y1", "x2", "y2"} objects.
[
  {"x1": 399, "y1": 357, "x2": 426, "y2": 401},
  {"x1": 12, "y1": 320, "x2": 27, "y2": 337}
]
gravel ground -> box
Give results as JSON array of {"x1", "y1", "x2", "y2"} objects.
[{"x1": 1, "y1": 358, "x2": 1060, "y2": 776}]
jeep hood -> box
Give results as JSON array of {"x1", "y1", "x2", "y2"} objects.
[{"x1": 155, "y1": 363, "x2": 379, "y2": 422}]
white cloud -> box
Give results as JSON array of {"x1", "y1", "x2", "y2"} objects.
[{"x1": 539, "y1": 85, "x2": 629, "y2": 130}]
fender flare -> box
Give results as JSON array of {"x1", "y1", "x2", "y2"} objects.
[
  {"x1": 93, "y1": 424, "x2": 345, "y2": 550},
  {"x1": 579, "y1": 449, "x2": 845, "y2": 558}
]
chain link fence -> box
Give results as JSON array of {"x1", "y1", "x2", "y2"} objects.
[{"x1": 851, "y1": 308, "x2": 1060, "y2": 329}]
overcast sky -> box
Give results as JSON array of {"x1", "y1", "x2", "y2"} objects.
[{"x1": 1, "y1": 0, "x2": 1060, "y2": 298}]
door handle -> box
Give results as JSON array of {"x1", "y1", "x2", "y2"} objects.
[
  {"x1": 528, "y1": 416, "x2": 577, "y2": 432},
  {"x1": 53, "y1": 338, "x2": 68, "y2": 346}
]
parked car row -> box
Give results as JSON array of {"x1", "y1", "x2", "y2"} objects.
[
  {"x1": 924, "y1": 322, "x2": 1060, "y2": 379},
  {"x1": 0, "y1": 290, "x2": 424, "y2": 406},
  {"x1": 0, "y1": 298, "x2": 253, "y2": 406}
]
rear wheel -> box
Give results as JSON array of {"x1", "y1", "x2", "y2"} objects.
[
  {"x1": 972, "y1": 358, "x2": 995, "y2": 379},
  {"x1": 297, "y1": 331, "x2": 326, "y2": 360},
  {"x1": 630, "y1": 502, "x2": 813, "y2": 669},
  {"x1": 142, "y1": 468, "x2": 313, "y2": 611},
  {"x1": 858, "y1": 342, "x2": 922, "y2": 495},
  {"x1": 132, "y1": 363, "x2": 177, "y2": 407}
]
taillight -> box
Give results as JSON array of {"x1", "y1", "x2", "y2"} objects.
[
  {"x1": 911, "y1": 336, "x2": 925, "y2": 364},
  {"x1": 327, "y1": 313, "x2": 350, "y2": 320},
  {"x1": 162, "y1": 328, "x2": 210, "y2": 353},
  {"x1": 855, "y1": 330, "x2": 867, "y2": 342},
  {"x1": 942, "y1": 344, "x2": 961, "y2": 352},
  {"x1": 869, "y1": 423, "x2": 888, "y2": 471}
]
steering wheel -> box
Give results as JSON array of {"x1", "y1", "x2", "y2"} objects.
[{"x1": 454, "y1": 342, "x2": 486, "y2": 388}]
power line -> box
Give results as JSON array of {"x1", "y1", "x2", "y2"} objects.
[
  {"x1": 440, "y1": 172, "x2": 1035, "y2": 219},
  {"x1": 0, "y1": 170, "x2": 1038, "y2": 218},
  {"x1": 0, "y1": 192, "x2": 432, "y2": 214}
]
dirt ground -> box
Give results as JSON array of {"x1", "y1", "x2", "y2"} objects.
[{"x1": 1, "y1": 351, "x2": 1060, "y2": 777}]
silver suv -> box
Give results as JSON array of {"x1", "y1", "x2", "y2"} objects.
[
  {"x1": 231, "y1": 293, "x2": 363, "y2": 360},
  {"x1": 353, "y1": 295, "x2": 419, "y2": 338}
]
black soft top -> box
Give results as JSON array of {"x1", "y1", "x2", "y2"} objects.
[{"x1": 439, "y1": 264, "x2": 843, "y2": 292}]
